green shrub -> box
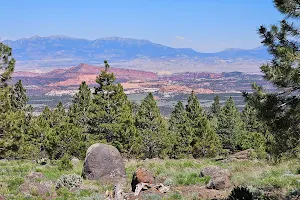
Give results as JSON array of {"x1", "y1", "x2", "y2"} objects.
[
  {"x1": 58, "y1": 154, "x2": 73, "y2": 171},
  {"x1": 227, "y1": 186, "x2": 253, "y2": 200},
  {"x1": 55, "y1": 174, "x2": 82, "y2": 190}
]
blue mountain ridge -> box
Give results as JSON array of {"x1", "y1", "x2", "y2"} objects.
[{"x1": 2, "y1": 35, "x2": 270, "y2": 62}]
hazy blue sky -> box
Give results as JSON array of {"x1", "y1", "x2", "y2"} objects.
[{"x1": 1, "y1": 0, "x2": 282, "y2": 52}]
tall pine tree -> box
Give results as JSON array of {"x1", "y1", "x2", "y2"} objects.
[
  {"x1": 135, "y1": 93, "x2": 170, "y2": 158},
  {"x1": 0, "y1": 43, "x2": 27, "y2": 158},
  {"x1": 244, "y1": 0, "x2": 300, "y2": 156},
  {"x1": 88, "y1": 60, "x2": 136, "y2": 153},
  {"x1": 69, "y1": 81, "x2": 91, "y2": 133},
  {"x1": 217, "y1": 97, "x2": 244, "y2": 150},
  {"x1": 11, "y1": 80, "x2": 28, "y2": 111},
  {"x1": 186, "y1": 92, "x2": 221, "y2": 157},
  {"x1": 168, "y1": 101, "x2": 193, "y2": 158}
]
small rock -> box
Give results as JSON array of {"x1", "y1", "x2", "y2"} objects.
[
  {"x1": 200, "y1": 166, "x2": 231, "y2": 178},
  {"x1": 131, "y1": 167, "x2": 155, "y2": 192},
  {"x1": 71, "y1": 157, "x2": 80, "y2": 165},
  {"x1": 156, "y1": 183, "x2": 170, "y2": 193},
  {"x1": 0, "y1": 195, "x2": 6, "y2": 200},
  {"x1": 230, "y1": 149, "x2": 253, "y2": 160},
  {"x1": 26, "y1": 172, "x2": 45, "y2": 181},
  {"x1": 200, "y1": 166, "x2": 231, "y2": 190},
  {"x1": 206, "y1": 175, "x2": 231, "y2": 190}
]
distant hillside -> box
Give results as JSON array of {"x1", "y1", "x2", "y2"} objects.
[
  {"x1": 13, "y1": 63, "x2": 158, "y2": 88},
  {"x1": 3, "y1": 36, "x2": 270, "y2": 73}
]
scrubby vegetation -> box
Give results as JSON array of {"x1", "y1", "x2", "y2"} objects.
[{"x1": 0, "y1": 158, "x2": 299, "y2": 199}]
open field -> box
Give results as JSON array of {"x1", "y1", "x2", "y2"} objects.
[{"x1": 1, "y1": 158, "x2": 299, "y2": 199}]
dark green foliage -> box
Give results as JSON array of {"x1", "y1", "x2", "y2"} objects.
[
  {"x1": 210, "y1": 95, "x2": 221, "y2": 117},
  {"x1": 0, "y1": 110, "x2": 26, "y2": 159},
  {"x1": 10, "y1": 80, "x2": 28, "y2": 111},
  {"x1": 241, "y1": 104, "x2": 268, "y2": 157},
  {"x1": 58, "y1": 154, "x2": 73, "y2": 171},
  {"x1": 244, "y1": 0, "x2": 300, "y2": 157},
  {"x1": 242, "y1": 104, "x2": 265, "y2": 134},
  {"x1": 186, "y1": 92, "x2": 221, "y2": 157},
  {"x1": 45, "y1": 121, "x2": 86, "y2": 159},
  {"x1": 168, "y1": 101, "x2": 193, "y2": 158},
  {"x1": 88, "y1": 61, "x2": 136, "y2": 153},
  {"x1": 69, "y1": 81, "x2": 91, "y2": 133},
  {"x1": 216, "y1": 97, "x2": 244, "y2": 150},
  {"x1": 227, "y1": 186, "x2": 254, "y2": 200},
  {"x1": 135, "y1": 93, "x2": 170, "y2": 158},
  {"x1": 0, "y1": 43, "x2": 27, "y2": 159}
]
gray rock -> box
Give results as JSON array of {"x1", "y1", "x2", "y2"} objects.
[
  {"x1": 82, "y1": 143, "x2": 126, "y2": 183},
  {"x1": 206, "y1": 175, "x2": 231, "y2": 190},
  {"x1": 200, "y1": 166, "x2": 231, "y2": 190},
  {"x1": 200, "y1": 166, "x2": 231, "y2": 178},
  {"x1": 71, "y1": 157, "x2": 80, "y2": 165}
]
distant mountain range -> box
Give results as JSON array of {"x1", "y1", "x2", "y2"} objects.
[{"x1": 2, "y1": 35, "x2": 270, "y2": 73}]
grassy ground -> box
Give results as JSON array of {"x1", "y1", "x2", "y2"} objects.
[{"x1": 0, "y1": 158, "x2": 299, "y2": 199}]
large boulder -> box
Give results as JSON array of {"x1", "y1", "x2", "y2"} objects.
[
  {"x1": 82, "y1": 143, "x2": 126, "y2": 182},
  {"x1": 200, "y1": 166, "x2": 231, "y2": 190},
  {"x1": 131, "y1": 167, "x2": 155, "y2": 192}
]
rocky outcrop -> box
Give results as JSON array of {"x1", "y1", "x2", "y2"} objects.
[
  {"x1": 82, "y1": 143, "x2": 126, "y2": 183},
  {"x1": 131, "y1": 167, "x2": 155, "y2": 192},
  {"x1": 200, "y1": 166, "x2": 231, "y2": 190}
]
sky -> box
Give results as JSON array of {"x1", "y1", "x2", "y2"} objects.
[{"x1": 1, "y1": 0, "x2": 283, "y2": 52}]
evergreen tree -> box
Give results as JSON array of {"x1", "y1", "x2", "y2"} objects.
[
  {"x1": 186, "y1": 92, "x2": 221, "y2": 157},
  {"x1": 11, "y1": 80, "x2": 28, "y2": 111},
  {"x1": 69, "y1": 81, "x2": 91, "y2": 132},
  {"x1": 168, "y1": 101, "x2": 193, "y2": 158},
  {"x1": 210, "y1": 95, "x2": 221, "y2": 117},
  {"x1": 88, "y1": 60, "x2": 136, "y2": 153},
  {"x1": 244, "y1": 0, "x2": 300, "y2": 156},
  {"x1": 73, "y1": 81, "x2": 91, "y2": 113},
  {"x1": 44, "y1": 121, "x2": 86, "y2": 159},
  {"x1": 209, "y1": 95, "x2": 222, "y2": 132},
  {"x1": 135, "y1": 93, "x2": 170, "y2": 158},
  {"x1": 217, "y1": 97, "x2": 244, "y2": 150},
  {"x1": 0, "y1": 110, "x2": 26, "y2": 159},
  {"x1": 0, "y1": 43, "x2": 27, "y2": 159},
  {"x1": 26, "y1": 116, "x2": 53, "y2": 158},
  {"x1": 242, "y1": 103, "x2": 265, "y2": 133}
]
